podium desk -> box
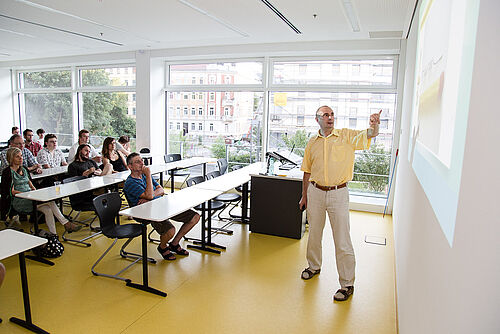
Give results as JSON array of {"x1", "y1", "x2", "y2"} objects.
[
  {"x1": 249, "y1": 171, "x2": 306, "y2": 239},
  {"x1": 0, "y1": 229, "x2": 49, "y2": 334}
]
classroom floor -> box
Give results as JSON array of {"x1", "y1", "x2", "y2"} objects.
[{"x1": 0, "y1": 203, "x2": 396, "y2": 334}]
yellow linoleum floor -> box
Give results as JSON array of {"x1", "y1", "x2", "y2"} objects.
[{"x1": 0, "y1": 207, "x2": 396, "y2": 334}]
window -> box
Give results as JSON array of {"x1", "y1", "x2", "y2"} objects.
[
  {"x1": 169, "y1": 122, "x2": 173, "y2": 130},
  {"x1": 198, "y1": 93, "x2": 203, "y2": 100},
  {"x1": 192, "y1": 93, "x2": 196, "y2": 100},
  {"x1": 191, "y1": 107, "x2": 196, "y2": 116},
  {"x1": 199, "y1": 123, "x2": 203, "y2": 131},
  {"x1": 20, "y1": 70, "x2": 71, "y2": 89},
  {"x1": 17, "y1": 67, "x2": 137, "y2": 150},
  {"x1": 209, "y1": 107, "x2": 214, "y2": 116},
  {"x1": 209, "y1": 92, "x2": 215, "y2": 101},
  {"x1": 183, "y1": 93, "x2": 188, "y2": 100},
  {"x1": 268, "y1": 90, "x2": 396, "y2": 196},
  {"x1": 349, "y1": 118, "x2": 357, "y2": 128},
  {"x1": 169, "y1": 61, "x2": 262, "y2": 85},
  {"x1": 191, "y1": 123, "x2": 195, "y2": 131},
  {"x1": 209, "y1": 123, "x2": 214, "y2": 131},
  {"x1": 224, "y1": 107, "x2": 229, "y2": 116},
  {"x1": 176, "y1": 122, "x2": 181, "y2": 130},
  {"x1": 23, "y1": 93, "x2": 73, "y2": 146},
  {"x1": 225, "y1": 124, "x2": 229, "y2": 132},
  {"x1": 272, "y1": 59, "x2": 394, "y2": 86},
  {"x1": 198, "y1": 107, "x2": 203, "y2": 115},
  {"x1": 183, "y1": 107, "x2": 188, "y2": 115},
  {"x1": 81, "y1": 66, "x2": 136, "y2": 87},
  {"x1": 192, "y1": 77, "x2": 196, "y2": 84}
]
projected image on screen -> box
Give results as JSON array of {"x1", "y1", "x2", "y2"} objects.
[
  {"x1": 415, "y1": 0, "x2": 452, "y2": 163},
  {"x1": 409, "y1": 0, "x2": 480, "y2": 246}
]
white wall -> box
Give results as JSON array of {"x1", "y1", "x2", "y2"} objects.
[
  {"x1": 0, "y1": 69, "x2": 14, "y2": 142},
  {"x1": 393, "y1": 1, "x2": 500, "y2": 333}
]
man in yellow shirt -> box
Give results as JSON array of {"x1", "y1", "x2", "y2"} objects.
[{"x1": 299, "y1": 105, "x2": 381, "y2": 301}]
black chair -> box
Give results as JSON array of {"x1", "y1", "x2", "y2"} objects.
[
  {"x1": 61, "y1": 175, "x2": 101, "y2": 247},
  {"x1": 139, "y1": 148, "x2": 152, "y2": 165},
  {"x1": 217, "y1": 158, "x2": 228, "y2": 174},
  {"x1": 207, "y1": 170, "x2": 242, "y2": 233},
  {"x1": 185, "y1": 176, "x2": 232, "y2": 236},
  {"x1": 91, "y1": 192, "x2": 155, "y2": 282},
  {"x1": 164, "y1": 154, "x2": 190, "y2": 189}
]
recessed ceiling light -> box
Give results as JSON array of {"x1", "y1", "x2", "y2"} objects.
[{"x1": 340, "y1": 0, "x2": 360, "y2": 32}]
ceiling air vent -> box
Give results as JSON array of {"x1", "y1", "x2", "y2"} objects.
[{"x1": 369, "y1": 31, "x2": 404, "y2": 39}]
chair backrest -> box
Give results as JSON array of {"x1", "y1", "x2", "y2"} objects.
[
  {"x1": 217, "y1": 158, "x2": 228, "y2": 174},
  {"x1": 62, "y1": 175, "x2": 86, "y2": 184},
  {"x1": 186, "y1": 176, "x2": 205, "y2": 187},
  {"x1": 231, "y1": 164, "x2": 243, "y2": 171},
  {"x1": 139, "y1": 148, "x2": 150, "y2": 153},
  {"x1": 93, "y1": 192, "x2": 122, "y2": 236},
  {"x1": 206, "y1": 170, "x2": 221, "y2": 180},
  {"x1": 164, "y1": 153, "x2": 182, "y2": 163}
]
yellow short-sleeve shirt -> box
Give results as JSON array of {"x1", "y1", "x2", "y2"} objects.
[{"x1": 301, "y1": 128, "x2": 371, "y2": 186}]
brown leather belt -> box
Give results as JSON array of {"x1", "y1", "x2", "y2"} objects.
[{"x1": 311, "y1": 181, "x2": 347, "y2": 191}]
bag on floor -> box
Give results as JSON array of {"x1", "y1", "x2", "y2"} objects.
[{"x1": 33, "y1": 230, "x2": 65, "y2": 258}]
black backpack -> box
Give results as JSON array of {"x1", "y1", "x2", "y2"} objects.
[{"x1": 33, "y1": 230, "x2": 64, "y2": 258}]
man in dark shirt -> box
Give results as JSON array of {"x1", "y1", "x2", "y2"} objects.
[
  {"x1": 123, "y1": 152, "x2": 200, "y2": 261},
  {"x1": 68, "y1": 144, "x2": 102, "y2": 177}
]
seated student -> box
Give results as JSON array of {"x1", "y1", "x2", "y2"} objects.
[
  {"x1": 37, "y1": 134, "x2": 68, "y2": 168},
  {"x1": 12, "y1": 126, "x2": 20, "y2": 135},
  {"x1": 23, "y1": 129, "x2": 42, "y2": 157},
  {"x1": 68, "y1": 144, "x2": 105, "y2": 177},
  {"x1": 100, "y1": 137, "x2": 128, "y2": 175},
  {"x1": 36, "y1": 128, "x2": 45, "y2": 146},
  {"x1": 0, "y1": 134, "x2": 42, "y2": 175},
  {"x1": 67, "y1": 129, "x2": 101, "y2": 164},
  {"x1": 123, "y1": 152, "x2": 200, "y2": 260},
  {"x1": 116, "y1": 135, "x2": 131, "y2": 157},
  {"x1": 0, "y1": 147, "x2": 81, "y2": 235}
]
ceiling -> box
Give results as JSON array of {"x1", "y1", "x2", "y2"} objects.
[{"x1": 0, "y1": 0, "x2": 416, "y2": 62}]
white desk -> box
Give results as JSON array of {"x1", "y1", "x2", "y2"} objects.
[
  {"x1": 31, "y1": 166, "x2": 68, "y2": 180},
  {"x1": 16, "y1": 176, "x2": 123, "y2": 202},
  {"x1": 15, "y1": 175, "x2": 125, "y2": 262},
  {"x1": 119, "y1": 187, "x2": 222, "y2": 296},
  {"x1": 120, "y1": 187, "x2": 221, "y2": 222},
  {"x1": 191, "y1": 162, "x2": 261, "y2": 224},
  {"x1": 0, "y1": 229, "x2": 49, "y2": 334}
]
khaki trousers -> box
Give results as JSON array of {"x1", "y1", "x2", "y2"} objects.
[{"x1": 306, "y1": 183, "x2": 355, "y2": 288}]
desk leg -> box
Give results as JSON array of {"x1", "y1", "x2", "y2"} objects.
[
  {"x1": 10, "y1": 252, "x2": 49, "y2": 334},
  {"x1": 25, "y1": 201, "x2": 55, "y2": 266},
  {"x1": 125, "y1": 223, "x2": 167, "y2": 297},
  {"x1": 159, "y1": 172, "x2": 163, "y2": 187},
  {"x1": 170, "y1": 170, "x2": 175, "y2": 193},
  {"x1": 187, "y1": 202, "x2": 220, "y2": 254}
]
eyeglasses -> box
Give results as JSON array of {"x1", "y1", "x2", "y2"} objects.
[{"x1": 317, "y1": 113, "x2": 334, "y2": 118}]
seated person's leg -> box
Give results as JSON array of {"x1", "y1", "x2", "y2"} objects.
[
  {"x1": 0, "y1": 262, "x2": 5, "y2": 287},
  {"x1": 169, "y1": 210, "x2": 200, "y2": 255},
  {"x1": 152, "y1": 220, "x2": 176, "y2": 260}
]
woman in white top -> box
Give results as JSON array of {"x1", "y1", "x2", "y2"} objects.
[{"x1": 37, "y1": 134, "x2": 68, "y2": 169}]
